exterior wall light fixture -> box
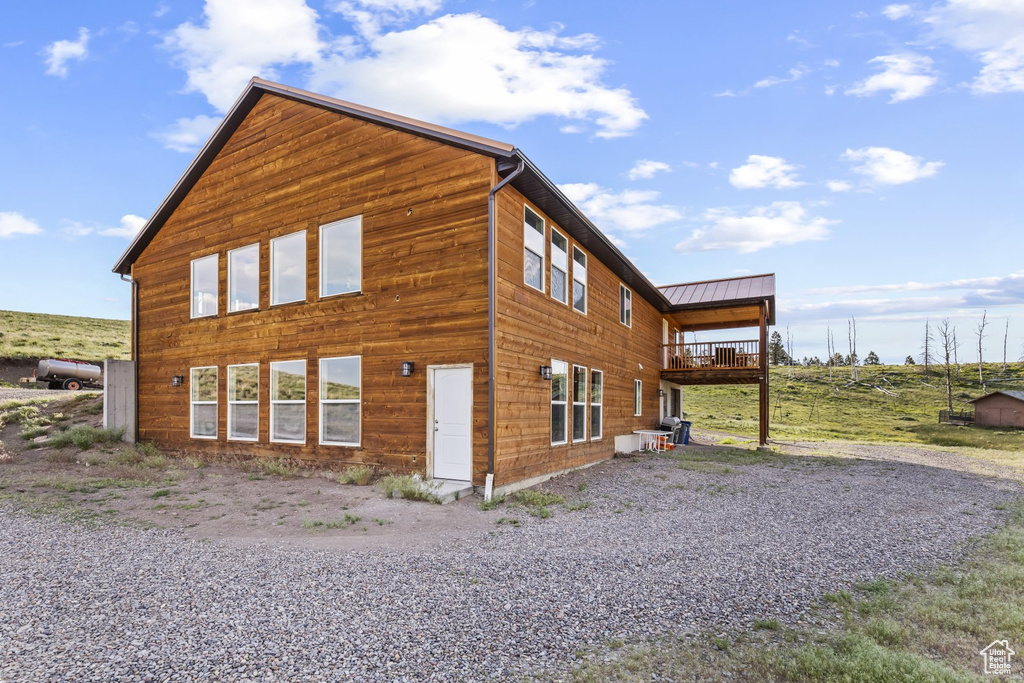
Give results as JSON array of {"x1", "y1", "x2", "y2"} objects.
[
  {"x1": 539, "y1": 365, "x2": 553, "y2": 381},
  {"x1": 401, "y1": 361, "x2": 415, "y2": 377},
  {"x1": 171, "y1": 375, "x2": 184, "y2": 387}
]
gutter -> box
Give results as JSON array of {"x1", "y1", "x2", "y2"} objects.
[
  {"x1": 485, "y1": 155, "x2": 526, "y2": 502},
  {"x1": 120, "y1": 273, "x2": 139, "y2": 444}
]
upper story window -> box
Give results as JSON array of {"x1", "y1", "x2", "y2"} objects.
[
  {"x1": 524, "y1": 206, "x2": 545, "y2": 292},
  {"x1": 270, "y1": 231, "x2": 306, "y2": 306},
  {"x1": 270, "y1": 360, "x2": 306, "y2": 443},
  {"x1": 550, "y1": 228, "x2": 568, "y2": 305},
  {"x1": 320, "y1": 216, "x2": 362, "y2": 298},
  {"x1": 190, "y1": 366, "x2": 218, "y2": 439},
  {"x1": 619, "y1": 284, "x2": 632, "y2": 327},
  {"x1": 572, "y1": 247, "x2": 587, "y2": 314},
  {"x1": 227, "y1": 244, "x2": 259, "y2": 313},
  {"x1": 320, "y1": 356, "x2": 361, "y2": 446},
  {"x1": 190, "y1": 254, "x2": 218, "y2": 318}
]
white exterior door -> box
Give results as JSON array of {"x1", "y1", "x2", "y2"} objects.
[{"x1": 432, "y1": 366, "x2": 473, "y2": 481}]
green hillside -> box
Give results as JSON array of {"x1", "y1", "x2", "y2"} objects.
[
  {"x1": 0, "y1": 310, "x2": 130, "y2": 362},
  {"x1": 684, "y1": 363, "x2": 1024, "y2": 451}
]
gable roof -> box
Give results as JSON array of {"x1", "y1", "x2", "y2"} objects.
[
  {"x1": 970, "y1": 390, "x2": 1024, "y2": 404},
  {"x1": 659, "y1": 274, "x2": 776, "y2": 325}
]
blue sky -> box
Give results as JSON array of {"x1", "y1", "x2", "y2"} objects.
[{"x1": 1, "y1": 0, "x2": 1022, "y2": 364}]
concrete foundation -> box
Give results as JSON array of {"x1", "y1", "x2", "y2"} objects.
[{"x1": 103, "y1": 359, "x2": 136, "y2": 443}]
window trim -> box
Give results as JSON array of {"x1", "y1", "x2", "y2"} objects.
[
  {"x1": 227, "y1": 244, "x2": 260, "y2": 314},
  {"x1": 590, "y1": 369, "x2": 603, "y2": 441},
  {"x1": 189, "y1": 366, "x2": 218, "y2": 440},
  {"x1": 572, "y1": 246, "x2": 587, "y2": 315},
  {"x1": 619, "y1": 284, "x2": 632, "y2": 328},
  {"x1": 551, "y1": 359, "x2": 568, "y2": 446},
  {"x1": 319, "y1": 216, "x2": 362, "y2": 299},
  {"x1": 523, "y1": 205, "x2": 545, "y2": 293},
  {"x1": 319, "y1": 356, "x2": 362, "y2": 447},
  {"x1": 270, "y1": 359, "x2": 306, "y2": 444},
  {"x1": 572, "y1": 364, "x2": 587, "y2": 443},
  {"x1": 190, "y1": 254, "x2": 219, "y2": 319},
  {"x1": 269, "y1": 230, "x2": 307, "y2": 307},
  {"x1": 634, "y1": 379, "x2": 642, "y2": 417},
  {"x1": 550, "y1": 227, "x2": 569, "y2": 305},
  {"x1": 227, "y1": 363, "x2": 259, "y2": 442}
]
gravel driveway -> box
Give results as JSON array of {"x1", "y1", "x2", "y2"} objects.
[{"x1": 2, "y1": 447, "x2": 1019, "y2": 681}]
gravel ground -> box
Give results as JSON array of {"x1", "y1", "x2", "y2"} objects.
[
  {"x1": 0, "y1": 388, "x2": 98, "y2": 403},
  {"x1": 2, "y1": 450, "x2": 1019, "y2": 681}
]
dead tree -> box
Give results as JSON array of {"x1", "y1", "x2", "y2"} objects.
[
  {"x1": 920, "y1": 319, "x2": 933, "y2": 375},
  {"x1": 953, "y1": 327, "x2": 960, "y2": 373},
  {"x1": 977, "y1": 310, "x2": 988, "y2": 391},
  {"x1": 938, "y1": 319, "x2": 954, "y2": 413},
  {"x1": 848, "y1": 317, "x2": 859, "y2": 380},
  {"x1": 826, "y1": 323, "x2": 836, "y2": 383},
  {"x1": 1003, "y1": 318, "x2": 1009, "y2": 373}
]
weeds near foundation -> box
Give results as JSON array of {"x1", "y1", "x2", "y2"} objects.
[
  {"x1": 376, "y1": 474, "x2": 441, "y2": 504},
  {"x1": 47, "y1": 426, "x2": 125, "y2": 450},
  {"x1": 478, "y1": 494, "x2": 506, "y2": 511},
  {"x1": 510, "y1": 489, "x2": 564, "y2": 518},
  {"x1": 337, "y1": 465, "x2": 375, "y2": 486}
]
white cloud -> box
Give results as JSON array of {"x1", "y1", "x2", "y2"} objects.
[
  {"x1": 824, "y1": 59, "x2": 840, "y2": 67},
  {"x1": 826, "y1": 180, "x2": 853, "y2": 192},
  {"x1": 151, "y1": 114, "x2": 222, "y2": 152},
  {"x1": 842, "y1": 146, "x2": 943, "y2": 185},
  {"x1": 675, "y1": 201, "x2": 835, "y2": 254},
  {"x1": 846, "y1": 53, "x2": 937, "y2": 102},
  {"x1": 883, "y1": 4, "x2": 913, "y2": 20},
  {"x1": 729, "y1": 155, "x2": 803, "y2": 190},
  {"x1": 164, "y1": 0, "x2": 325, "y2": 112},
  {"x1": 0, "y1": 212, "x2": 43, "y2": 238},
  {"x1": 62, "y1": 222, "x2": 94, "y2": 237},
  {"x1": 713, "y1": 89, "x2": 738, "y2": 97},
  {"x1": 924, "y1": 0, "x2": 1024, "y2": 94},
  {"x1": 99, "y1": 215, "x2": 148, "y2": 239},
  {"x1": 805, "y1": 272, "x2": 1024, "y2": 296},
  {"x1": 45, "y1": 28, "x2": 90, "y2": 78},
  {"x1": 754, "y1": 66, "x2": 808, "y2": 89},
  {"x1": 627, "y1": 159, "x2": 671, "y2": 180},
  {"x1": 558, "y1": 182, "x2": 682, "y2": 234}
]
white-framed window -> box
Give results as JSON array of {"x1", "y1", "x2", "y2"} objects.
[
  {"x1": 524, "y1": 206, "x2": 545, "y2": 292},
  {"x1": 227, "y1": 244, "x2": 259, "y2": 313},
  {"x1": 590, "y1": 370, "x2": 603, "y2": 441},
  {"x1": 319, "y1": 356, "x2": 361, "y2": 446},
  {"x1": 270, "y1": 231, "x2": 306, "y2": 306},
  {"x1": 190, "y1": 366, "x2": 217, "y2": 439},
  {"x1": 634, "y1": 379, "x2": 642, "y2": 417},
  {"x1": 320, "y1": 216, "x2": 361, "y2": 298},
  {"x1": 572, "y1": 364, "x2": 587, "y2": 443},
  {"x1": 572, "y1": 247, "x2": 587, "y2": 314},
  {"x1": 551, "y1": 359, "x2": 568, "y2": 446},
  {"x1": 550, "y1": 228, "x2": 568, "y2": 305},
  {"x1": 270, "y1": 360, "x2": 305, "y2": 443},
  {"x1": 619, "y1": 284, "x2": 632, "y2": 327},
  {"x1": 190, "y1": 254, "x2": 218, "y2": 318},
  {"x1": 227, "y1": 363, "x2": 258, "y2": 441}
]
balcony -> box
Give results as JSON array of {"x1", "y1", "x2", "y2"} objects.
[{"x1": 661, "y1": 340, "x2": 763, "y2": 385}]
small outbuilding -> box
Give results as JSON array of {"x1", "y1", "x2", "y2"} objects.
[{"x1": 969, "y1": 391, "x2": 1024, "y2": 429}]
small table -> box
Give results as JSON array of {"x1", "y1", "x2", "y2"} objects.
[{"x1": 634, "y1": 430, "x2": 673, "y2": 452}]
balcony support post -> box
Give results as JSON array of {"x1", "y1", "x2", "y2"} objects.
[{"x1": 758, "y1": 300, "x2": 769, "y2": 446}]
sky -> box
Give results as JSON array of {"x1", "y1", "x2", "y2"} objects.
[{"x1": 1, "y1": 0, "x2": 1022, "y2": 364}]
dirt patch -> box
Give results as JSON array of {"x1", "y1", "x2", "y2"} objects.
[{"x1": 0, "y1": 358, "x2": 40, "y2": 386}]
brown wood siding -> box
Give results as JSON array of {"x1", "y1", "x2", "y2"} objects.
[
  {"x1": 132, "y1": 93, "x2": 494, "y2": 480},
  {"x1": 974, "y1": 395, "x2": 1024, "y2": 428},
  {"x1": 492, "y1": 186, "x2": 665, "y2": 486}
]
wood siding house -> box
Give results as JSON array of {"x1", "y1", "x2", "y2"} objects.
[{"x1": 113, "y1": 78, "x2": 776, "y2": 495}]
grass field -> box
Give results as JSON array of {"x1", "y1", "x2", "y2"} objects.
[
  {"x1": 0, "y1": 309, "x2": 130, "y2": 362},
  {"x1": 684, "y1": 363, "x2": 1024, "y2": 452}
]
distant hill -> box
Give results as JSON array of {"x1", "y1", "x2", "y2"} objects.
[{"x1": 0, "y1": 310, "x2": 130, "y2": 363}]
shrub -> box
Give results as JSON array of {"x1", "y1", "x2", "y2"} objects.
[
  {"x1": 479, "y1": 494, "x2": 506, "y2": 511},
  {"x1": 376, "y1": 474, "x2": 441, "y2": 503},
  {"x1": 338, "y1": 465, "x2": 375, "y2": 486},
  {"x1": 48, "y1": 426, "x2": 125, "y2": 450}
]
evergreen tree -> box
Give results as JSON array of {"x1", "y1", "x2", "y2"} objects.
[
  {"x1": 904, "y1": 355, "x2": 916, "y2": 365},
  {"x1": 864, "y1": 351, "x2": 880, "y2": 365},
  {"x1": 768, "y1": 331, "x2": 788, "y2": 365}
]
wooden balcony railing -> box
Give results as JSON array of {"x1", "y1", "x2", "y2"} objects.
[{"x1": 663, "y1": 340, "x2": 761, "y2": 370}]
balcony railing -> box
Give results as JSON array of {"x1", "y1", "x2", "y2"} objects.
[{"x1": 663, "y1": 340, "x2": 761, "y2": 370}]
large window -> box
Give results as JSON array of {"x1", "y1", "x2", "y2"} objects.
[
  {"x1": 227, "y1": 244, "x2": 259, "y2": 313},
  {"x1": 227, "y1": 363, "x2": 258, "y2": 441},
  {"x1": 634, "y1": 379, "x2": 642, "y2": 417},
  {"x1": 572, "y1": 247, "x2": 587, "y2": 314},
  {"x1": 320, "y1": 356, "x2": 361, "y2": 446},
  {"x1": 320, "y1": 216, "x2": 361, "y2": 298},
  {"x1": 551, "y1": 359, "x2": 568, "y2": 446},
  {"x1": 190, "y1": 254, "x2": 218, "y2": 318},
  {"x1": 524, "y1": 206, "x2": 545, "y2": 292},
  {"x1": 270, "y1": 231, "x2": 306, "y2": 306},
  {"x1": 550, "y1": 228, "x2": 568, "y2": 305},
  {"x1": 270, "y1": 360, "x2": 305, "y2": 443},
  {"x1": 619, "y1": 284, "x2": 632, "y2": 327},
  {"x1": 590, "y1": 370, "x2": 603, "y2": 440},
  {"x1": 190, "y1": 366, "x2": 217, "y2": 439},
  {"x1": 572, "y1": 365, "x2": 587, "y2": 442}
]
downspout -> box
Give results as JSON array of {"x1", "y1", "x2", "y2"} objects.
[
  {"x1": 120, "y1": 273, "x2": 139, "y2": 444},
  {"x1": 486, "y1": 156, "x2": 526, "y2": 501}
]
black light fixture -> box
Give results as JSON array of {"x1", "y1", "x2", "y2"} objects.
[
  {"x1": 171, "y1": 375, "x2": 184, "y2": 387},
  {"x1": 658, "y1": 389, "x2": 665, "y2": 398},
  {"x1": 401, "y1": 361, "x2": 415, "y2": 377},
  {"x1": 539, "y1": 365, "x2": 553, "y2": 381}
]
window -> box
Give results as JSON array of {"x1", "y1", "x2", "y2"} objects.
[
  {"x1": 572, "y1": 247, "x2": 587, "y2": 314},
  {"x1": 524, "y1": 206, "x2": 545, "y2": 292},
  {"x1": 227, "y1": 363, "x2": 258, "y2": 441},
  {"x1": 270, "y1": 231, "x2": 306, "y2": 306},
  {"x1": 634, "y1": 379, "x2": 642, "y2": 416},
  {"x1": 550, "y1": 228, "x2": 568, "y2": 304},
  {"x1": 551, "y1": 359, "x2": 568, "y2": 446},
  {"x1": 320, "y1": 356, "x2": 361, "y2": 446},
  {"x1": 270, "y1": 360, "x2": 305, "y2": 443},
  {"x1": 572, "y1": 365, "x2": 587, "y2": 442},
  {"x1": 590, "y1": 370, "x2": 603, "y2": 440},
  {"x1": 320, "y1": 216, "x2": 361, "y2": 298},
  {"x1": 190, "y1": 254, "x2": 218, "y2": 318},
  {"x1": 227, "y1": 244, "x2": 259, "y2": 313},
  {"x1": 619, "y1": 284, "x2": 632, "y2": 327},
  {"x1": 190, "y1": 366, "x2": 217, "y2": 439}
]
